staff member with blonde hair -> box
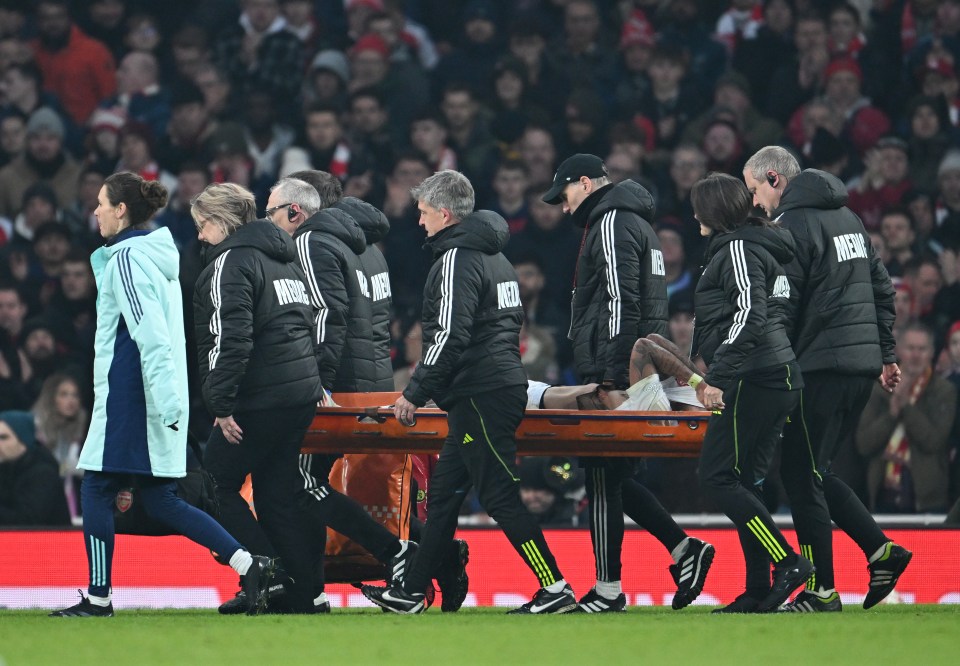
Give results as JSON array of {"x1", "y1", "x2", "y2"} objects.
[
  {"x1": 192, "y1": 182, "x2": 323, "y2": 614},
  {"x1": 51, "y1": 173, "x2": 274, "y2": 618}
]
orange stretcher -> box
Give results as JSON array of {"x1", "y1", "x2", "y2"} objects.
[
  {"x1": 298, "y1": 392, "x2": 710, "y2": 583},
  {"x1": 303, "y1": 392, "x2": 709, "y2": 458}
]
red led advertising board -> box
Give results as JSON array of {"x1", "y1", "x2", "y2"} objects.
[{"x1": 1, "y1": 528, "x2": 956, "y2": 609}]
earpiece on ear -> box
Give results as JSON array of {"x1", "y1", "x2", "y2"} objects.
[
  {"x1": 767, "y1": 172, "x2": 777, "y2": 187},
  {"x1": 288, "y1": 206, "x2": 296, "y2": 222}
]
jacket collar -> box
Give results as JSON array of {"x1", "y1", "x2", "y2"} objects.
[
  {"x1": 105, "y1": 227, "x2": 151, "y2": 247},
  {"x1": 571, "y1": 183, "x2": 614, "y2": 229}
]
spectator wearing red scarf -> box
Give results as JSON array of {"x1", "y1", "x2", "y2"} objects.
[{"x1": 857, "y1": 323, "x2": 956, "y2": 513}]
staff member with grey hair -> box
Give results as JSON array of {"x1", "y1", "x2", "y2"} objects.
[
  {"x1": 289, "y1": 169, "x2": 472, "y2": 613},
  {"x1": 743, "y1": 146, "x2": 910, "y2": 612},
  {"x1": 192, "y1": 182, "x2": 323, "y2": 614},
  {"x1": 541, "y1": 153, "x2": 714, "y2": 613},
  {"x1": 262, "y1": 176, "x2": 417, "y2": 610},
  {"x1": 363, "y1": 170, "x2": 577, "y2": 615}
]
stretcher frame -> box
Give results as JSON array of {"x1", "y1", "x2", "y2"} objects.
[
  {"x1": 303, "y1": 392, "x2": 709, "y2": 458},
  {"x1": 311, "y1": 392, "x2": 708, "y2": 583}
]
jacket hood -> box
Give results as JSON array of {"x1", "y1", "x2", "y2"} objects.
[
  {"x1": 589, "y1": 179, "x2": 656, "y2": 224},
  {"x1": 208, "y1": 220, "x2": 298, "y2": 264},
  {"x1": 333, "y1": 197, "x2": 390, "y2": 244},
  {"x1": 775, "y1": 169, "x2": 848, "y2": 215},
  {"x1": 103, "y1": 227, "x2": 180, "y2": 281},
  {"x1": 297, "y1": 207, "x2": 367, "y2": 253},
  {"x1": 426, "y1": 210, "x2": 509, "y2": 256},
  {"x1": 707, "y1": 221, "x2": 796, "y2": 264}
]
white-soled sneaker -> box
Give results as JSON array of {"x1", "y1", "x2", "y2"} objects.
[{"x1": 507, "y1": 585, "x2": 578, "y2": 615}]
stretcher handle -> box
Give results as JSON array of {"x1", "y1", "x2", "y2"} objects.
[
  {"x1": 360, "y1": 407, "x2": 387, "y2": 424},
  {"x1": 360, "y1": 405, "x2": 420, "y2": 427}
]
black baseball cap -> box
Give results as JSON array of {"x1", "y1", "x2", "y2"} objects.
[{"x1": 542, "y1": 153, "x2": 608, "y2": 204}]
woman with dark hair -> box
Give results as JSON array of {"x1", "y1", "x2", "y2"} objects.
[
  {"x1": 51, "y1": 172, "x2": 273, "y2": 618},
  {"x1": 904, "y1": 95, "x2": 958, "y2": 194},
  {"x1": 690, "y1": 172, "x2": 812, "y2": 613},
  {"x1": 191, "y1": 182, "x2": 323, "y2": 614},
  {"x1": 489, "y1": 55, "x2": 550, "y2": 146}
]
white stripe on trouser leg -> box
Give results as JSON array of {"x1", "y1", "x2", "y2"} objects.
[
  {"x1": 89, "y1": 535, "x2": 97, "y2": 587},
  {"x1": 98, "y1": 537, "x2": 105, "y2": 588},
  {"x1": 94, "y1": 537, "x2": 100, "y2": 588},
  {"x1": 90, "y1": 535, "x2": 104, "y2": 587},
  {"x1": 599, "y1": 468, "x2": 608, "y2": 582},
  {"x1": 298, "y1": 454, "x2": 329, "y2": 501},
  {"x1": 592, "y1": 468, "x2": 609, "y2": 582}
]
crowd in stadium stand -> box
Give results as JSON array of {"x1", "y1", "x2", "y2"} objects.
[{"x1": 1, "y1": 0, "x2": 960, "y2": 526}]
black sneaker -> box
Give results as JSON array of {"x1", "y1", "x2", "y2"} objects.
[
  {"x1": 670, "y1": 538, "x2": 716, "y2": 610},
  {"x1": 387, "y1": 540, "x2": 418, "y2": 586},
  {"x1": 757, "y1": 556, "x2": 815, "y2": 613},
  {"x1": 219, "y1": 581, "x2": 288, "y2": 615},
  {"x1": 864, "y1": 543, "x2": 913, "y2": 609},
  {"x1": 574, "y1": 588, "x2": 627, "y2": 613},
  {"x1": 506, "y1": 585, "x2": 578, "y2": 615},
  {"x1": 362, "y1": 584, "x2": 427, "y2": 614},
  {"x1": 219, "y1": 588, "x2": 248, "y2": 615},
  {"x1": 711, "y1": 593, "x2": 763, "y2": 614},
  {"x1": 242, "y1": 555, "x2": 277, "y2": 616},
  {"x1": 436, "y1": 539, "x2": 469, "y2": 613},
  {"x1": 49, "y1": 591, "x2": 114, "y2": 617},
  {"x1": 780, "y1": 590, "x2": 842, "y2": 612}
]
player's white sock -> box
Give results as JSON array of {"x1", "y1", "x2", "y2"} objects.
[
  {"x1": 314, "y1": 592, "x2": 328, "y2": 606},
  {"x1": 545, "y1": 579, "x2": 568, "y2": 594},
  {"x1": 88, "y1": 593, "x2": 111, "y2": 607},
  {"x1": 595, "y1": 580, "x2": 622, "y2": 599},
  {"x1": 868, "y1": 542, "x2": 892, "y2": 564},
  {"x1": 229, "y1": 550, "x2": 254, "y2": 576},
  {"x1": 670, "y1": 537, "x2": 691, "y2": 564}
]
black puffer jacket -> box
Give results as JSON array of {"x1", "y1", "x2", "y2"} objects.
[
  {"x1": 0, "y1": 446, "x2": 70, "y2": 526},
  {"x1": 694, "y1": 223, "x2": 798, "y2": 389},
  {"x1": 334, "y1": 196, "x2": 394, "y2": 391},
  {"x1": 775, "y1": 169, "x2": 897, "y2": 375},
  {"x1": 570, "y1": 180, "x2": 667, "y2": 387},
  {"x1": 293, "y1": 206, "x2": 379, "y2": 391},
  {"x1": 405, "y1": 211, "x2": 527, "y2": 410},
  {"x1": 194, "y1": 221, "x2": 322, "y2": 416}
]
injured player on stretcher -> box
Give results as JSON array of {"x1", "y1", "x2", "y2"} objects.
[{"x1": 526, "y1": 334, "x2": 705, "y2": 412}]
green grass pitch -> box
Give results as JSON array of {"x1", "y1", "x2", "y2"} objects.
[{"x1": 1, "y1": 606, "x2": 957, "y2": 666}]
